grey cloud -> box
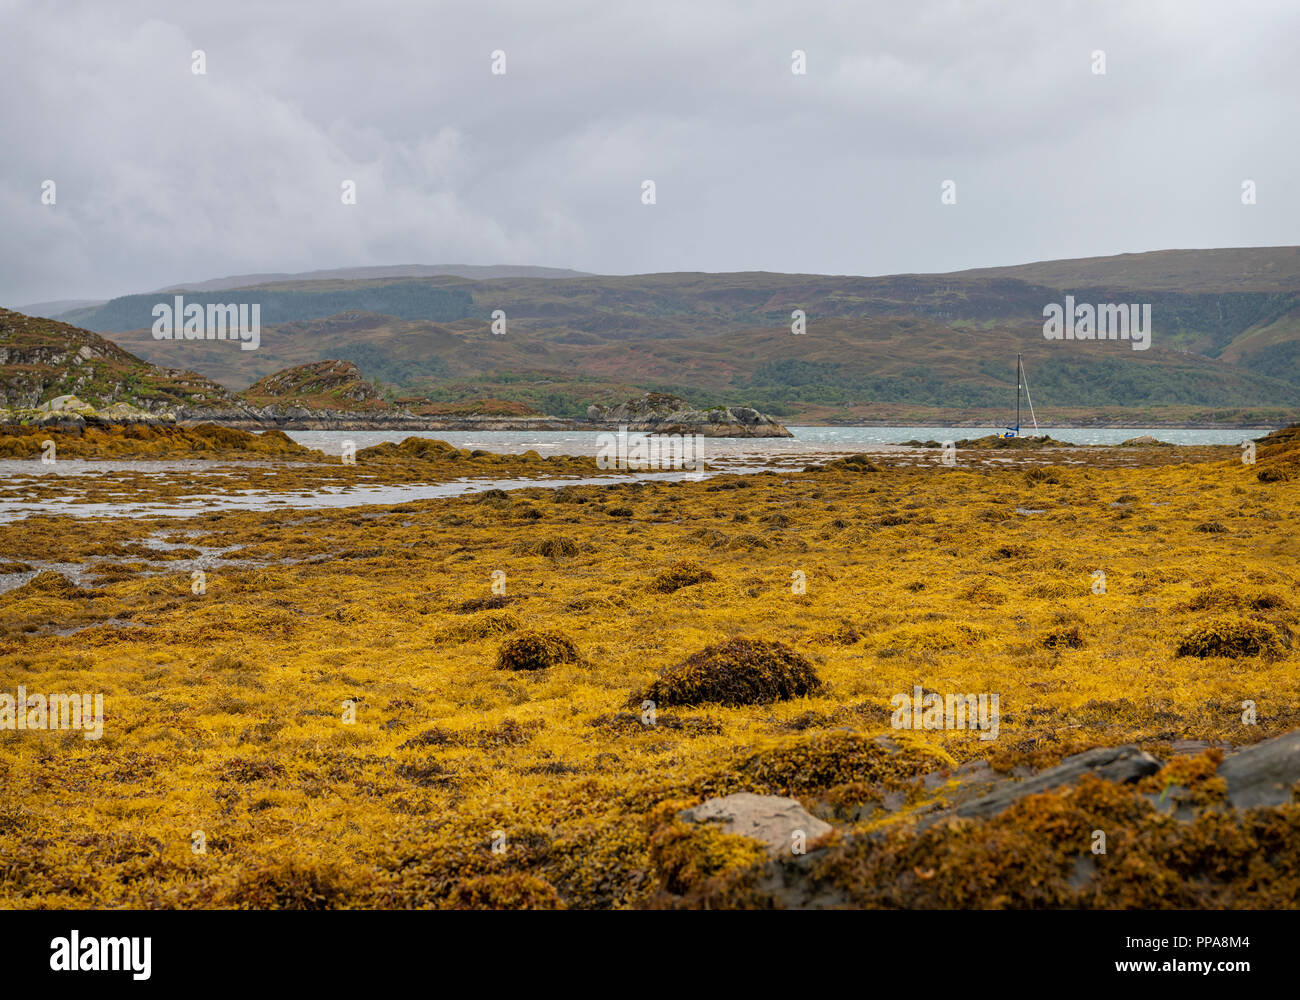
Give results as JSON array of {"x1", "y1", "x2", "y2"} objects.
[{"x1": 1, "y1": 0, "x2": 1297, "y2": 304}]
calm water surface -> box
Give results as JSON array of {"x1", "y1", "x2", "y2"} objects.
[
  {"x1": 0, "y1": 426, "x2": 1266, "y2": 521},
  {"x1": 288, "y1": 425, "x2": 1262, "y2": 457}
]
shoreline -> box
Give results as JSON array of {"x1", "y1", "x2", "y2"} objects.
[
  {"x1": 811, "y1": 419, "x2": 1279, "y2": 430},
  {"x1": 18, "y1": 416, "x2": 1280, "y2": 433},
  {"x1": 206, "y1": 416, "x2": 794, "y2": 436}
]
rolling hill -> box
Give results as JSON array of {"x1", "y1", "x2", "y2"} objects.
[{"x1": 30, "y1": 247, "x2": 1300, "y2": 424}]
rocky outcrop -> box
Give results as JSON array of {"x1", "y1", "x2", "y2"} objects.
[
  {"x1": 586, "y1": 392, "x2": 792, "y2": 438},
  {"x1": 0, "y1": 308, "x2": 264, "y2": 426},
  {"x1": 239, "y1": 360, "x2": 388, "y2": 411},
  {"x1": 2, "y1": 391, "x2": 262, "y2": 429},
  {"x1": 916, "y1": 730, "x2": 1299, "y2": 825},
  {"x1": 1218, "y1": 728, "x2": 1300, "y2": 808},
  {"x1": 951, "y1": 745, "x2": 1161, "y2": 820},
  {"x1": 1, "y1": 392, "x2": 262, "y2": 428},
  {"x1": 678, "y1": 727, "x2": 1300, "y2": 909},
  {"x1": 1120, "y1": 435, "x2": 1170, "y2": 446}
]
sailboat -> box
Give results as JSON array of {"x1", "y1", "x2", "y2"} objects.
[{"x1": 1000, "y1": 353, "x2": 1039, "y2": 439}]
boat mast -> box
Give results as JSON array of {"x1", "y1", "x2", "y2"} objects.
[{"x1": 1016, "y1": 353, "x2": 1021, "y2": 432}]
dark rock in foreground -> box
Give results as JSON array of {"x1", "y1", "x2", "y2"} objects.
[
  {"x1": 671, "y1": 727, "x2": 1300, "y2": 909},
  {"x1": 952, "y1": 745, "x2": 1162, "y2": 820},
  {"x1": 1219, "y1": 728, "x2": 1300, "y2": 808}
]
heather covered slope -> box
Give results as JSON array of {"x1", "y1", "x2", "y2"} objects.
[
  {"x1": 239, "y1": 360, "x2": 390, "y2": 412},
  {"x1": 956, "y1": 246, "x2": 1300, "y2": 294},
  {"x1": 0, "y1": 307, "x2": 256, "y2": 419}
]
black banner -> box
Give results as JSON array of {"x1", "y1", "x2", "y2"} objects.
[{"x1": 0, "y1": 908, "x2": 1272, "y2": 987}]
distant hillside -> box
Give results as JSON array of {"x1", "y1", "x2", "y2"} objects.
[
  {"x1": 957, "y1": 246, "x2": 1300, "y2": 293},
  {"x1": 50, "y1": 247, "x2": 1300, "y2": 423}
]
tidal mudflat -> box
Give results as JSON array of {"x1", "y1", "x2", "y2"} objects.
[{"x1": 1, "y1": 426, "x2": 1297, "y2": 908}]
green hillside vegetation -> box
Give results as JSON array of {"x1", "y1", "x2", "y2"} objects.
[
  {"x1": 960, "y1": 246, "x2": 1300, "y2": 292},
  {"x1": 54, "y1": 247, "x2": 1300, "y2": 422},
  {"x1": 0, "y1": 308, "x2": 246, "y2": 415},
  {"x1": 239, "y1": 360, "x2": 391, "y2": 411}
]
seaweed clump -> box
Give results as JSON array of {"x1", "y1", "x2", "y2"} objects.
[
  {"x1": 1175, "y1": 616, "x2": 1286, "y2": 658},
  {"x1": 650, "y1": 559, "x2": 717, "y2": 593},
  {"x1": 224, "y1": 861, "x2": 356, "y2": 909},
  {"x1": 495, "y1": 629, "x2": 581, "y2": 671},
  {"x1": 639, "y1": 638, "x2": 821, "y2": 707},
  {"x1": 648, "y1": 820, "x2": 769, "y2": 895},
  {"x1": 1, "y1": 570, "x2": 97, "y2": 602},
  {"x1": 523, "y1": 535, "x2": 579, "y2": 559},
  {"x1": 827, "y1": 454, "x2": 882, "y2": 473},
  {"x1": 711, "y1": 730, "x2": 941, "y2": 800},
  {"x1": 444, "y1": 873, "x2": 564, "y2": 909},
  {"x1": 438, "y1": 610, "x2": 521, "y2": 642},
  {"x1": 1039, "y1": 624, "x2": 1084, "y2": 649}
]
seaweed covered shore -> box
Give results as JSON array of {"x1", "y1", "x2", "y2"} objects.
[{"x1": 0, "y1": 428, "x2": 1297, "y2": 908}]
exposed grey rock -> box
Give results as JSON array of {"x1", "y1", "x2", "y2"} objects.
[
  {"x1": 1171, "y1": 738, "x2": 1232, "y2": 756},
  {"x1": 704, "y1": 731, "x2": 1300, "y2": 908},
  {"x1": 678, "y1": 792, "x2": 831, "y2": 854},
  {"x1": 1069, "y1": 853, "x2": 1098, "y2": 889},
  {"x1": 1121, "y1": 435, "x2": 1164, "y2": 446},
  {"x1": 39, "y1": 394, "x2": 93, "y2": 414},
  {"x1": 1219, "y1": 728, "x2": 1300, "y2": 808},
  {"x1": 954, "y1": 745, "x2": 1161, "y2": 820}
]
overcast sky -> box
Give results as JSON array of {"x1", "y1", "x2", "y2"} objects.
[{"x1": 2, "y1": 0, "x2": 1297, "y2": 304}]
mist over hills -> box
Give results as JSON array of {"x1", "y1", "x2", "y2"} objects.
[
  {"x1": 15, "y1": 299, "x2": 109, "y2": 320},
  {"x1": 145, "y1": 264, "x2": 592, "y2": 294},
  {"x1": 26, "y1": 247, "x2": 1300, "y2": 424}
]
